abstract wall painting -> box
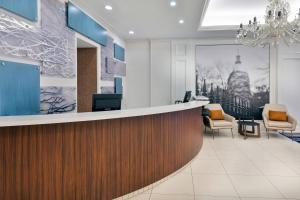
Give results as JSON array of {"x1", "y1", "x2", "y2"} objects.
[
  {"x1": 0, "y1": 0, "x2": 76, "y2": 78},
  {"x1": 40, "y1": 87, "x2": 76, "y2": 114},
  {"x1": 196, "y1": 44, "x2": 270, "y2": 119},
  {"x1": 0, "y1": 0, "x2": 126, "y2": 115}
]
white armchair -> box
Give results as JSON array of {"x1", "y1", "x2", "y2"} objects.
[
  {"x1": 263, "y1": 104, "x2": 297, "y2": 139},
  {"x1": 204, "y1": 104, "x2": 236, "y2": 139}
]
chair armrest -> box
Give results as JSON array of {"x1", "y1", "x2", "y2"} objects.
[
  {"x1": 288, "y1": 114, "x2": 297, "y2": 131},
  {"x1": 263, "y1": 114, "x2": 269, "y2": 127},
  {"x1": 205, "y1": 116, "x2": 213, "y2": 128},
  {"x1": 224, "y1": 114, "x2": 235, "y2": 123}
]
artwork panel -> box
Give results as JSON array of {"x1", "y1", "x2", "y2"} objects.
[
  {"x1": 196, "y1": 44, "x2": 270, "y2": 120},
  {"x1": 101, "y1": 87, "x2": 114, "y2": 94},
  {"x1": 0, "y1": 0, "x2": 38, "y2": 21},
  {"x1": 0, "y1": 60, "x2": 40, "y2": 116},
  {"x1": 40, "y1": 87, "x2": 76, "y2": 114},
  {"x1": 0, "y1": 0, "x2": 76, "y2": 78},
  {"x1": 106, "y1": 58, "x2": 126, "y2": 76}
]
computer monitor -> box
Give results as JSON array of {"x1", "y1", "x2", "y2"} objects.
[
  {"x1": 183, "y1": 91, "x2": 192, "y2": 103},
  {"x1": 92, "y1": 94, "x2": 122, "y2": 112}
]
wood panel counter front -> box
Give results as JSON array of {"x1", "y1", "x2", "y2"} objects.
[{"x1": 0, "y1": 101, "x2": 207, "y2": 200}]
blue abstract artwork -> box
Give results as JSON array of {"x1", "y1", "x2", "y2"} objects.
[
  {"x1": 0, "y1": 0, "x2": 38, "y2": 21},
  {"x1": 114, "y1": 77, "x2": 123, "y2": 94},
  {"x1": 114, "y1": 43, "x2": 125, "y2": 61},
  {"x1": 0, "y1": 60, "x2": 40, "y2": 116},
  {"x1": 67, "y1": 2, "x2": 107, "y2": 46}
]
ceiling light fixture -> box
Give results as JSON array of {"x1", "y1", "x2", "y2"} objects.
[
  {"x1": 170, "y1": 1, "x2": 177, "y2": 7},
  {"x1": 237, "y1": 0, "x2": 300, "y2": 46},
  {"x1": 179, "y1": 19, "x2": 184, "y2": 24},
  {"x1": 105, "y1": 5, "x2": 113, "y2": 11},
  {"x1": 129, "y1": 31, "x2": 135, "y2": 35}
]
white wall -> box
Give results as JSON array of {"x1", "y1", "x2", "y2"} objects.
[
  {"x1": 126, "y1": 39, "x2": 197, "y2": 109},
  {"x1": 125, "y1": 41, "x2": 151, "y2": 108},
  {"x1": 126, "y1": 38, "x2": 299, "y2": 124},
  {"x1": 278, "y1": 43, "x2": 300, "y2": 123},
  {"x1": 171, "y1": 41, "x2": 195, "y2": 102},
  {"x1": 150, "y1": 40, "x2": 172, "y2": 106}
]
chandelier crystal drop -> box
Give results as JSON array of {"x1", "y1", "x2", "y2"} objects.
[{"x1": 236, "y1": 0, "x2": 300, "y2": 47}]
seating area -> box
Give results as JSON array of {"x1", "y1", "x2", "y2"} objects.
[{"x1": 204, "y1": 103, "x2": 298, "y2": 141}]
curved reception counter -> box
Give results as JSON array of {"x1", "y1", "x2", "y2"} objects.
[{"x1": 0, "y1": 101, "x2": 208, "y2": 200}]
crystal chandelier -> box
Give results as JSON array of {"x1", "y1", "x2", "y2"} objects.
[{"x1": 236, "y1": 0, "x2": 300, "y2": 46}]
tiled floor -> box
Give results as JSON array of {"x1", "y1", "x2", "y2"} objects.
[{"x1": 128, "y1": 125, "x2": 300, "y2": 200}]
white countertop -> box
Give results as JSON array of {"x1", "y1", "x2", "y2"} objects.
[{"x1": 0, "y1": 101, "x2": 209, "y2": 127}]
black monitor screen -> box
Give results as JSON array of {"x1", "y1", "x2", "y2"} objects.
[
  {"x1": 92, "y1": 94, "x2": 122, "y2": 112},
  {"x1": 183, "y1": 91, "x2": 192, "y2": 103}
]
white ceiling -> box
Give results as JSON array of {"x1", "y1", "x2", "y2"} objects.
[
  {"x1": 201, "y1": 0, "x2": 300, "y2": 29},
  {"x1": 72, "y1": 0, "x2": 235, "y2": 40},
  {"x1": 71, "y1": 0, "x2": 300, "y2": 41}
]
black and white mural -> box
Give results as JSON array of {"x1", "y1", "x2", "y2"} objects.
[{"x1": 196, "y1": 44, "x2": 270, "y2": 119}]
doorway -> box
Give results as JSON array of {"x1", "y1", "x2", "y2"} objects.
[{"x1": 77, "y1": 38, "x2": 98, "y2": 112}]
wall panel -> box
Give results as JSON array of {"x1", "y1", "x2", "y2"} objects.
[
  {"x1": 0, "y1": 0, "x2": 37, "y2": 21},
  {"x1": 0, "y1": 60, "x2": 40, "y2": 116},
  {"x1": 67, "y1": 2, "x2": 107, "y2": 46},
  {"x1": 150, "y1": 40, "x2": 171, "y2": 106},
  {"x1": 114, "y1": 44, "x2": 125, "y2": 61},
  {"x1": 278, "y1": 44, "x2": 300, "y2": 122}
]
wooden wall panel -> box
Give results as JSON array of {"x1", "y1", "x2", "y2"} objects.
[
  {"x1": 0, "y1": 108, "x2": 203, "y2": 200},
  {"x1": 77, "y1": 48, "x2": 97, "y2": 113}
]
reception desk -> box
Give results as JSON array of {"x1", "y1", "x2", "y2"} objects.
[{"x1": 0, "y1": 101, "x2": 208, "y2": 200}]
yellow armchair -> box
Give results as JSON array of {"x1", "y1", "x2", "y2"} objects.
[
  {"x1": 263, "y1": 104, "x2": 298, "y2": 139},
  {"x1": 204, "y1": 104, "x2": 236, "y2": 139}
]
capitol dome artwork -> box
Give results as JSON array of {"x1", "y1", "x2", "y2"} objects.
[{"x1": 196, "y1": 44, "x2": 270, "y2": 119}]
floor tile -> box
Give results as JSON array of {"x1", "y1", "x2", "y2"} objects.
[
  {"x1": 195, "y1": 195, "x2": 239, "y2": 200},
  {"x1": 129, "y1": 193, "x2": 151, "y2": 200},
  {"x1": 245, "y1": 151, "x2": 280, "y2": 162},
  {"x1": 267, "y1": 176, "x2": 300, "y2": 199},
  {"x1": 195, "y1": 148, "x2": 218, "y2": 160},
  {"x1": 179, "y1": 164, "x2": 192, "y2": 175},
  {"x1": 229, "y1": 175, "x2": 284, "y2": 198},
  {"x1": 252, "y1": 160, "x2": 298, "y2": 176},
  {"x1": 240, "y1": 198, "x2": 289, "y2": 200},
  {"x1": 285, "y1": 161, "x2": 300, "y2": 176},
  {"x1": 150, "y1": 194, "x2": 194, "y2": 200},
  {"x1": 221, "y1": 159, "x2": 262, "y2": 175},
  {"x1": 215, "y1": 150, "x2": 248, "y2": 161},
  {"x1": 193, "y1": 174, "x2": 238, "y2": 197},
  {"x1": 151, "y1": 173, "x2": 194, "y2": 195},
  {"x1": 191, "y1": 159, "x2": 226, "y2": 174}
]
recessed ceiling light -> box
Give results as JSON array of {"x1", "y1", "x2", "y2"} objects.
[
  {"x1": 105, "y1": 5, "x2": 112, "y2": 10},
  {"x1": 129, "y1": 31, "x2": 135, "y2": 35},
  {"x1": 170, "y1": 1, "x2": 177, "y2": 7},
  {"x1": 179, "y1": 19, "x2": 184, "y2": 24}
]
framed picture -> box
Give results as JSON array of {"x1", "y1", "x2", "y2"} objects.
[{"x1": 196, "y1": 44, "x2": 270, "y2": 120}]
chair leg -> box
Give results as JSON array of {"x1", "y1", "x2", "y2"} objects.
[
  {"x1": 205, "y1": 126, "x2": 207, "y2": 134},
  {"x1": 291, "y1": 131, "x2": 294, "y2": 142},
  {"x1": 231, "y1": 128, "x2": 234, "y2": 138},
  {"x1": 212, "y1": 129, "x2": 215, "y2": 139},
  {"x1": 267, "y1": 129, "x2": 270, "y2": 139}
]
